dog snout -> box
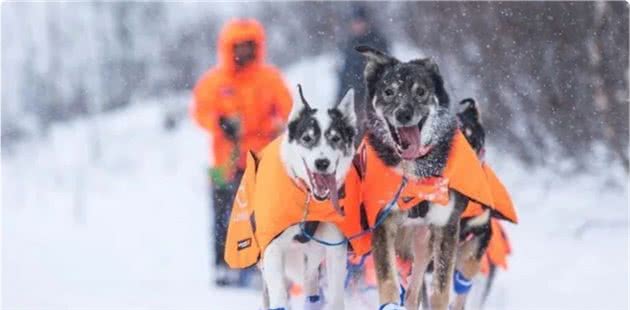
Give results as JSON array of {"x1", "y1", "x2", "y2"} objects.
[
  {"x1": 314, "y1": 158, "x2": 330, "y2": 172},
  {"x1": 395, "y1": 106, "x2": 414, "y2": 125}
]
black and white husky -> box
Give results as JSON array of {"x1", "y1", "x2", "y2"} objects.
[
  {"x1": 260, "y1": 86, "x2": 358, "y2": 310},
  {"x1": 355, "y1": 45, "x2": 476, "y2": 310}
]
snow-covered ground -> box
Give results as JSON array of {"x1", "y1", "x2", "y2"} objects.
[{"x1": 2, "y1": 54, "x2": 628, "y2": 310}]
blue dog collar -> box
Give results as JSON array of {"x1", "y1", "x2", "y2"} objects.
[{"x1": 453, "y1": 270, "x2": 473, "y2": 295}]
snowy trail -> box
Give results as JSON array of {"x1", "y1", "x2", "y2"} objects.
[{"x1": 2, "y1": 55, "x2": 628, "y2": 310}]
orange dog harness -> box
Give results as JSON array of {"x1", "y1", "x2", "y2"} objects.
[
  {"x1": 461, "y1": 163, "x2": 518, "y2": 223},
  {"x1": 478, "y1": 164, "x2": 517, "y2": 273},
  {"x1": 344, "y1": 131, "x2": 496, "y2": 254},
  {"x1": 480, "y1": 218, "x2": 512, "y2": 274},
  {"x1": 224, "y1": 137, "x2": 366, "y2": 269},
  {"x1": 460, "y1": 160, "x2": 518, "y2": 273},
  {"x1": 359, "y1": 131, "x2": 495, "y2": 226}
]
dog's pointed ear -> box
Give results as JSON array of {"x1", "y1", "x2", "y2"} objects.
[
  {"x1": 289, "y1": 84, "x2": 315, "y2": 120},
  {"x1": 424, "y1": 57, "x2": 440, "y2": 74},
  {"x1": 411, "y1": 57, "x2": 440, "y2": 74},
  {"x1": 355, "y1": 45, "x2": 396, "y2": 65},
  {"x1": 335, "y1": 88, "x2": 356, "y2": 126},
  {"x1": 297, "y1": 84, "x2": 314, "y2": 111},
  {"x1": 355, "y1": 45, "x2": 398, "y2": 88},
  {"x1": 458, "y1": 98, "x2": 481, "y2": 121}
]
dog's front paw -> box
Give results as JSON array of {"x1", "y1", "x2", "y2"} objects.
[
  {"x1": 303, "y1": 295, "x2": 324, "y2": 310},
  {"x1": 379, "y1": 303, "x2": 405, "y2": 310}
]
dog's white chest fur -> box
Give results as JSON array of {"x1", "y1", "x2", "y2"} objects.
[
  {"x1": 396, "y1": 160, "x2": 416, "y2": 176},
  {"x1": 396, "y1": 162, "x2": 456, "y2": 227},
  {"x1": 400, "y1": 192, "x2": 455, "y2": 227},
  {"x1": 425, "y1": 196, "x2": 455, "y2": 225}
]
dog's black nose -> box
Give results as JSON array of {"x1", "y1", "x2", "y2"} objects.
[
  {"x1": 314, "y1": 159, "x2": 330, "y2": 172},
  {"x1": 395, "y1": 107, "x2": 413, "y2": 125}
]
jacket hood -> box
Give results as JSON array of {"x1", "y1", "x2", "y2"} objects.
[{"x1": 218, "y1": 19, "x2": 266, "y2": 72}]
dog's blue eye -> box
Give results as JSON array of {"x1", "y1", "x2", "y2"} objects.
[
  {"x1": 384, "y1": 89, "x2": 394, "y2": 97},
  {"x1": 302, "y1": 135, "x2": 312, "y2": 143}
]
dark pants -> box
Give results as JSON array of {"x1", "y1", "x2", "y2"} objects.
[{"x1": 211, "y1": 170, "x2": 244, "y2": 268}]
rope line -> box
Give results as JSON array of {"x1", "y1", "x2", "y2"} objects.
[{"x1": 298, "y1": 177, "x2": 409, "y2": 247}]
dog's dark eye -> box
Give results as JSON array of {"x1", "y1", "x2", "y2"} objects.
[
  {"x1": 302, "y1": 135, "x2": 312, "y2": 143},
  {"x1": 416, "y1": 87, "x2": 426, "y2": 97},
  {"x1": 330, "y1": 135, "x2": 341, "y2": 143},
  {"x1": 384, "y1": 88, "x2": 394, "y2": 97}
]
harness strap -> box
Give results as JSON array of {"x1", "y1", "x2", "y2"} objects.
[{"x1": 298, "y1": 177, "x2": 409, "y2": 247}]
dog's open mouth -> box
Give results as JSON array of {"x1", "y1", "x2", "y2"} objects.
[
  {"x1": 387, "y1": 116, "x2": 433, "y2": 160},
  {"x1": 302, "y1": 160, "x2": 344, "y2": 216},
  {"x1": 311, "y1": 172, "x2": 335, "y2": 200}
]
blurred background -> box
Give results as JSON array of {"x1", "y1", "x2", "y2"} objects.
[{"x1": 2, "y1": 2, "x2": 628, "y2": 310}]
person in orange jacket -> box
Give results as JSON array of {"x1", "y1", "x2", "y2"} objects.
[{"x1": 191, "y1": 18, "x2": 292, "y2": 287}]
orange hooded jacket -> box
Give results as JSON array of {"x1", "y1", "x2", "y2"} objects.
[
  {"x1": 224, "y1": 137, "x2": 368, "y2": 269},
  {"x1": 192, "y1": 19, "x2": 292, "y2": 181}
]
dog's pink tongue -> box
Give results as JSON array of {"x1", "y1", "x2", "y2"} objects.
[
  {"x1": 398, "y1": 126, "x2": 423, "y2": 160},
  {"x1": 312, "y1": 173, "x2": 326, "y2": 195},
  {"x1": 326, "y1": 175, "x2": 344, "y2": 216},
  {"x1": 312, "y1": 173, "x2": 343, "y2": 216}
]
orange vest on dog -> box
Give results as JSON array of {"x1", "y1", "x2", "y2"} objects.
[
  {"x1": 480, "y1": 219, "x2": 512, "y2": 274},
  {"x1": 224, "y1": 137, "x2": 367, "y2": 269},
  {"x1": 359, "y1": 131, "x2": 495, "y2": 228},
  {"x1": 470, "y1": 163, "x2": 516, "y2": 274},
  {"x1": 458, "y1": 159, "x2": 516, "y2": 274},
  {"x1": 461, "y1": 163, "x2": 518, "y2": 223}
]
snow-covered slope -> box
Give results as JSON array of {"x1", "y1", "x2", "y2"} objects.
[{"x1": 2, "y1": 54, "x2": 628, "y2": 310}]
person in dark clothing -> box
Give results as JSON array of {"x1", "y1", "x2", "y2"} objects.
[
  {"x1": 336, "y1": 5, "x2": 389, "y2": 136},
  {"x1": 210, "y1": 170, "x2": 244, "y2": 286}
]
